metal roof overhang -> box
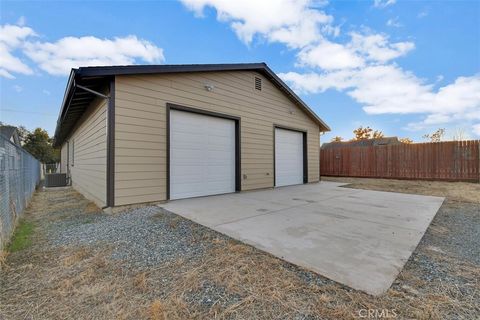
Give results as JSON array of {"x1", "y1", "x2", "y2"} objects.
[
  {"x1": 53, "y1": 63, "x2": 330, "y2": 147},
  {"x1": 53, "y1": 71, "x2": 111, "y2": 147}
]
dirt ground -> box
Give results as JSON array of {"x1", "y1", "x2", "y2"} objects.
[
  {"x1": 323, "y1": 177, "x2": 480, "y2": 203},
  {"x1": 1, "y1": 179, "x2": 479, "y2": 319}
]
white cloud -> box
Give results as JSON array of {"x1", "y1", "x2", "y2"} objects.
[
  {"x1": 373, "y1": 0, "x2": 396, "y2": 8},
  {"x1": 432, "y1": 76, "x2": 480, "y2": 115},
  {"x1": 0, "y1": 24, "x2": 36, "y2": 47},
  {"x1": 180, "y1": 0, "x2": 478, "y2": 136},
  {"x1": 13, "y1": 85, "x2": 23, "y2": 92},
  {"x1": 349, "y1": 32, "x2": 414, "y2": 63},
  {"x1": 42, "y1": 89, "x2": 51, "y2": 95},
  {"x1": 24, "y1": 35, "x2": 164, "y2": 75},
  {"x1": 281, "y1": 68, "x2": 480, "y2": 132},
  {"x1": 1, "y1": 21, "x2": 165, "y2": 78},
  {"x1": 295, "y1": 32, "x2": 413, "y2": 70},
  {"x1": 179, "y1": 0, "x2": 335, "y2": 48},
  {"x1": 280, "y1": 71, "x2": 352, "y2": 93},
  {"x1": 386, "y1": 17, "x2": 402, "y2": 27},
  {"x1": 297, "y1": 40, "x2": 364, "y2": 70},
  {"x1": 0, "y1": 69, "x2": 15, "y2": 78},
  {"x1": 0, "y1": 24, "x2": 36, "y2": 78}
]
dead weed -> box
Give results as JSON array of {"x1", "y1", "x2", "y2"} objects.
[
  {"x1": 323, "y1": 176, "x2": 480, "y2": 203},
  {"x1": 1, "y1": 186, "x2": 478, "y2": 319}
]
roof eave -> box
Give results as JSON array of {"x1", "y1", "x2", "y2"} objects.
[
  {"x1": 75, "y1": 62, "x2": 269, "y2": 78},
  {"x1": 53, "y1": 69, "x2": 77, "y2": 147},
  {"x1": 261, "y1": 64, "x2": 331, "y2": 132},
  {"x1": 53, "y1": 63, "x2": 331, "y2": 147}
]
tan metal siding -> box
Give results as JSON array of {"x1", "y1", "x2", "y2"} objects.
[
  {"x1": 114, "y1": 71, "x2": 320, "y2": 206},
  {"x1": 66, "y1": 97, "x2": 107, "y2": 207}
]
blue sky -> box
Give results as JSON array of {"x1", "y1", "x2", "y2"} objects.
[{"x1": 1, "y1": 0, "x2": 479, "y2": 142}]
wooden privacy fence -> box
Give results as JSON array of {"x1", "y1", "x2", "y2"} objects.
[{"x1": 320, "y1": 140, "x2": 480, "y2": 182}]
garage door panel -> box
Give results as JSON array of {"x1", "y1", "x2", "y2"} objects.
[
  {"x1": 171, "y1": 133, "x2": 204, "y2": 146},
  {"x1": 275, "y1": 128, "x2": 304, "y2": 187},
  {"x1": 171, "y1": 182, "x2": 204, "y2": 198},
  {"x1": 171, "y1": 149, "x2": 204, "y2": 161},
  {"x1": 171, "y1": 180, "x2": 234, "y2": 199},
  {"x1": 207, "y1": 137, "x2": 234, "y2": 148},
  {"x1": 207, "y1": 165, "x2": 234, "y2": 177},
  {"x1": 170, "y1": 109, "x2": 236, "y2": 199},
  {"x1": 171, "y1": 165, "x2": 203, "y2": 176},
  {"x1": 207, "y1": 150, "x2": 235, "y2": 159}
]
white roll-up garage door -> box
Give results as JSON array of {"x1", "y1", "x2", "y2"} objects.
[
  {"x1": 170, "y1": 109, "x2": 236, "y2": 200},
  {"x1": 275, "y1": 128, "x2": 304, "y2": 187}
]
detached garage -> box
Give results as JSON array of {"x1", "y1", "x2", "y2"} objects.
[{"x1": 53, "y1": 63, "x2": 330, "y2": 209}]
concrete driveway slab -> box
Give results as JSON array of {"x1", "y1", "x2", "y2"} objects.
[
  {"x1": 160, "y1": 193, "x2": 288, "y2": 227},
  {"x1": 160, "y1": 182, "x2": 444, "y2": 295}
]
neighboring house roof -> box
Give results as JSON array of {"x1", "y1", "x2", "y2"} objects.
[
  {"x1": 53, "y1": 63, "x2": 330, "y2": 147},
  {"x1": 0, "y1": 125, "x2": 21, "y2": 145},
  {"x1": 321, "y1": 137, "x2": 402, "y2": 149}
]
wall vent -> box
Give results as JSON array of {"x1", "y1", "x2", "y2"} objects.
[{"x1": 254, "y1": 76, "x2": 262, "y2": 91}]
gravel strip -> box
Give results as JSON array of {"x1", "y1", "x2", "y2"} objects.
[
  {"x1": 3, "y1": 184, "x2": 479, "y2": 319},
  {"x1": 420, "y1": 200, "x2": 480, "y2": 265},
  {"x1": 48, "y1": 206, "x2": 215, "y2": 269}
]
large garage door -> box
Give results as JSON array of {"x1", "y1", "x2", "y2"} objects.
[
  {"x1": 275, "y1": 128, "x2": 304, "y2": 187},
  {"x1": 170, "y1": 109, "x2": 236, "y2": 200}
]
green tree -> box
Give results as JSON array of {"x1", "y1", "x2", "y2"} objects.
[
  {"x1": 0, "y1": 122, "x2": 30, "y2": 144},
  {"x1": 23, "y1": 128, "x2": 59, "y2": 163},
  {"x1": 17, "y1": 125, "x2": 30, "y2": 144}
]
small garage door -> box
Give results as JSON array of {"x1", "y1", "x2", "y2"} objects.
[
  {"x1": 275, "y1": 128, "x2": 304, "y2": 187},
  {"x1": 170, "y1": 109, "x2": 236, "y2": 200}
]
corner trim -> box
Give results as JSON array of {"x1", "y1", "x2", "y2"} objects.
[
  {"x1": 166, "y1": 104, "x2": 171, "y2": 200},
  {"x1": 235, "y1": 119, "x2": 241, "y2": 192},
  {"x1": 106, "y1": 77, "x2": 115, "y2": 207},
  {"x1": 166, "y1": 103, "x2": 241, "y2": 200},
  {"x1": 303, "y1": 131, "x2": 308, "y2": 183}
]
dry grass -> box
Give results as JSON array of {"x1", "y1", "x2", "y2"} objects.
[
  {"x1": 146, "y1": 239, "x2": 479, "y2": 320},
  {"x1": 323, "y1": 176, "x2": 480, "y2": 203},
  {"x1": 149, "y1": 300, "x2": 166, "y2": 320},
  {"x1": 85, "y1": 202, "x2": 102, "y2": 214},
  {"x1": 0, "y1": 249, "x2": 8, "y2": 269},
  {"x1": 133, "y1": 272, "x2": 149, "y2": 292},
  {"x1": 1, "y1": 185, "x2": 478, "y2": 319},
  {"x1": 62, "y1": 247, "x2": 91, "y2": 267}
]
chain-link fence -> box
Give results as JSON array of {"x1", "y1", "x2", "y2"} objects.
[{"x1": 0, "y1": 135, "x2": 41, "y2": 250}]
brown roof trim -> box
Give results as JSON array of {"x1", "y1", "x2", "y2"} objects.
[{"x1": 53, "y1": 63, "x2": 330, "y2": 147}]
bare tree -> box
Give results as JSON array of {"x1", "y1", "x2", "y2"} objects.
[
  {"x1": 422, "y1": 128, "x2": 445, "y2": 142},
  {"x1": 452, "y1": 127, "x2": 468, "y2": 141},
  {"x1": 372, "y1": 130, "x2": 384, "y2": 139}
]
